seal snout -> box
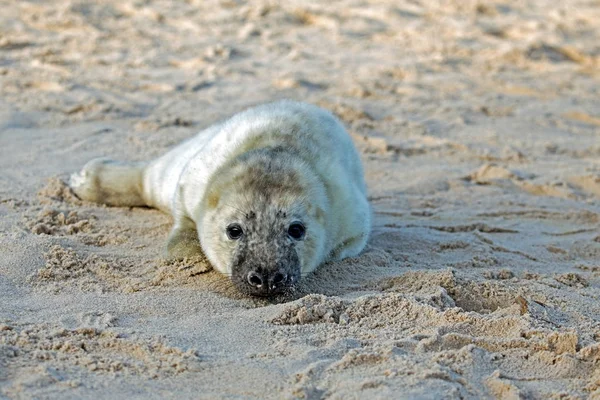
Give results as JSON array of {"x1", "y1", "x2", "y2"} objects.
[{"x1": 244, "y1": 269, "x2": 292, "y2": 296}]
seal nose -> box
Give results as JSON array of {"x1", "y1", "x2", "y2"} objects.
[
  {"x1": 245, "y1": 270, "x2": 289, "y2": 295},
  {"x1": 269, "y1": 272, "x2": 287, "y2": 289},
  {"x1": 247, "y1": 271, "x2": 264, "y2": 288}
]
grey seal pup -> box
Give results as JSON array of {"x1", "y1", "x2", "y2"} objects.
[{"x1": 70, "y1": 100, "x2": 371, "y2": 296}]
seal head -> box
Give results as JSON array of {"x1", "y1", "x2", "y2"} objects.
[
  {"x1": 196, "y1": 147, "x2": 328, "y2": 296},
  {"x1": 227, "y1": 209, "x2": 304, "y2": 296}
]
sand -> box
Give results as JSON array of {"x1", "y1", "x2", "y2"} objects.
[{"x1": 1, "y1": 0, "x2": 599, "y2": 398}]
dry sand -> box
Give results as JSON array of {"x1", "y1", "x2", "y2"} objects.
[{"x1": 1, "y1": 0, "x2": 600, "y2": 398}]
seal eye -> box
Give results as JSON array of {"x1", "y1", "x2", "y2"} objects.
[
  {"x1": 226, "y1": 224, "x2": 244, "y2": 240},
  {"x1": 288, "y1": 222, "x2": 305, "y2": 240}
]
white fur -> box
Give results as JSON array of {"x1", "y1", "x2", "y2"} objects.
[{"x1": 71, "y1": 100, "x2": 371, "y2": 276}]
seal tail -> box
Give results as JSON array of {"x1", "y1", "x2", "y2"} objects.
[{"x1": 69, "y1": 157, "x2": 148, "y2": 207}]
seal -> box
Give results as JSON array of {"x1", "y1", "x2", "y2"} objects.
[{"x1": 70, "y1": 100, "x2": 371, "y2": 296}]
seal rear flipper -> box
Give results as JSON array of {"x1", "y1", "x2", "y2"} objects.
[{"x1": 69, "y1": 157, "x2": 148, "y2": 206}]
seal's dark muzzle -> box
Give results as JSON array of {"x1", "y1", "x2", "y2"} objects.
[
  {"x1": 231, "y1": 244, "x2": 300, "y2": 297},
  {"x1": 244, "y1": 269, "x2": 293, "y2": 296}
]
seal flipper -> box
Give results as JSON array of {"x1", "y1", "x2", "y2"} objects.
[
  {"x1": 166, "y1": 217, "x2": 203, "y2": 259},
  {"x1": 70, "y1": 157, "x2": 148, "y2": 206}
]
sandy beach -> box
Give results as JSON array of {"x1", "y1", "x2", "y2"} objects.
[{"x1": 1, "y1": 0, "x2": 599, "y2": 398}]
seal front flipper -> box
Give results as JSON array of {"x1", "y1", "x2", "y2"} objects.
[
  {"x1": 166, "y1": 217, "x2": 203, "y2": 260},
  {"x1": 70, "y1": 158, "x2": 148, "y2": 207}
]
